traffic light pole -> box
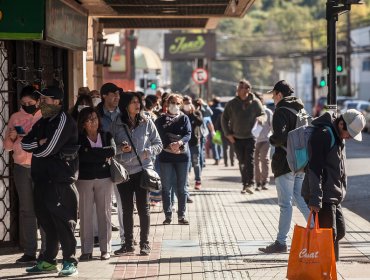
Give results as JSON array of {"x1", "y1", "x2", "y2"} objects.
[{"x1": 326, "y1": 0, "x2": 338, "y2": 111}]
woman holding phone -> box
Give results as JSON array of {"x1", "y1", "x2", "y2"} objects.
[
  {"x1": 4, "y1": 85, "x2": 45, "y2": 263},
  {"x1": 111, "y1": 91, "x2": 162, "y2": 256}
]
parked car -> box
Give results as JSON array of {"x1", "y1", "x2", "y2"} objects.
[
  {"x1": 340, "y1": 100, "x2": 370, "y2": 114},
  {"x1": 313, "y1": 96, "x2": 358, "y2": 117}
]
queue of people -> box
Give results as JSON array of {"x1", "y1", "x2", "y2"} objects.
[{"x1": 6, "y1": 78, "x2": 365, "y2": 278}]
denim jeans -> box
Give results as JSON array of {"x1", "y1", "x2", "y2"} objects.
[
  {"x1": 189, "y1": 145, "x2": 201, "y2": 182},
  {"x1": 160, "y1": 161, "x2": 188, "y2": 219},
  {"x1": 211, "y1": 142, "x2": 222, "y2": 161},
  {"x1": 234, "y1": 137, "x2": 256, "y2": 186},
  {"x1": 275, "y1": 172, "x2": 310, "y2": 245}
]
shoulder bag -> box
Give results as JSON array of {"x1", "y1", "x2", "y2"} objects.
[
  {"x1": 110, "y1": 157, "x2": 129, "y2": 184},
  {"x1": 123, "y1": 125, "x2": 161, "y2": 192}
]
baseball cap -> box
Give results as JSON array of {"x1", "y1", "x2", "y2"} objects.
[
  {"x1": 268, "y1": 80, "x2": 294, "y2": 97},
  {"x1": 342, "y1": 109, "x2": 365, "y2": 141},
  {"x1": 100, "y1": 83, "x2": 120, "y2": 96},
  {"x1": 40, "y1": 86, "x2": 64, "y2": 100}
]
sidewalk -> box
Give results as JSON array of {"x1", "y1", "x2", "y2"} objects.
[{"x1": 1, "y1": 159, "x2": 370, "y2": 279}]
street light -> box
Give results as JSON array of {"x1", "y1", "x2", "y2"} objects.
[
  {"x1": 94, "y1": 37, "x2": 106, "y2": 65},
  {"x1": 103, "y1": 44, "x2": 114, "y2": 67}
]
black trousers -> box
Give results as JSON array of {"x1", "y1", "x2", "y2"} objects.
[
  {"x1": 117, "y1": 171, "x2": 150, "y2": 247},
  {"x1": 34, "y1": 180, "x2": 78, "y2": 265},
  {"x1": 316, "y1": 203, "x2": 346, "y2": 261},
  {"x1": 233, "y1": 137, "x2": 256, "y2": 186}
]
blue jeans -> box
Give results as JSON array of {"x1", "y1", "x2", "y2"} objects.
[
  {"x1": 275, "y1": 172, "x2": 310, "y2": 245},
  {"x1": 189, "y1": 145, "x2": 201, "y2": 182},
  {"x1": 161, "y1": 161, "x2": 189, "y2": 219}
]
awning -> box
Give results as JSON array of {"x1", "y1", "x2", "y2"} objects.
[{"x1": 135, "y1": 46, "x2": 162, "y2": 70}]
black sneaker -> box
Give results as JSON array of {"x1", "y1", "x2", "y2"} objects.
[
  {"x1": 94, "y1": 236, "x2": 99, "y2": 247},
  {"x1": 255, "y1": 183, "x2": 261, "y2": 191},
  {"x1": 114, "y1": 244, "x2": 135, "y2": 255},
  {"x1": 140, "y1": 244, "x2": 151, "y2": 256},
  {"x1": 16, "y1": 254, "x2": 37, "y2": 264},
  {"x1": 261, "y1": 182, "x2": 269, "y2": 190},
  {"x1": 163, "y1": 217, "x2": 172, "y2": 225},
  {"x1": 241, "y1": 185, "x2": 247, "y2": 194},
  {"x1": 187, "y1": 197, "x2": 194, "y2": 203},
  {"x1": 111, "y1": 224, "x2": 119, "y2": 231},
  {"x1": 258, "y1": 240, "x2": 287, "y2": 253},
  {"x1": 178, "y1": 218, "x2": 189, "y2": 225}
]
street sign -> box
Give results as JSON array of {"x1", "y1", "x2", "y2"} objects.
[{"x1": 192, "y1": 68, "x2": 208, "y2": 84}]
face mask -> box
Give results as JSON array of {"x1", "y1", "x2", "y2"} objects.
[
  {"x1": 22, "y1": 104, "x2": 38, "y2": 115},
  {"x1": 40, "y1": 103, "x2": 61, "y2": 119},
  {"x1": 92, "y1": 97, "x2": 101, "y2": 107},
  {"x1": 78, "y1": 105, "x2": 90, "y2": 112},
  {"x1": 168, "y1": 103, "x2": 180, "y2": 115},
  {"x1": 183, "y1": 104, "x2": 192, "y2": 112}
]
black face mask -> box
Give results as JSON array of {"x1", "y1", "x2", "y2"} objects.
[{"x1": 22, "y1": 104, "x2": 38, "y2": 115}]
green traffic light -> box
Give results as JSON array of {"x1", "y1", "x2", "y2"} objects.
[
  {"x1": 150, "y1": 83, "x2": 157, "y2": 90},
  {"x1": 336, "y1": 65, "x2": 343, "y2": 72},
  {"x1": 320, "y1": 79, "x2": 326, "y2": 87}
]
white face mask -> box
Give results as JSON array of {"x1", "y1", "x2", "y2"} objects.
[
  {"x1": 183, "y1": 104, "x2": 192, "y2": 112},
  {"x1": 168, "y1": 103, "x2": 180, "y2": 115},
  {"x1": 77, "y1": 105, "x2": 90, "y2": 112},
  {"x1": 92, "y1": 97, "x2": 101, "y2": 107}
]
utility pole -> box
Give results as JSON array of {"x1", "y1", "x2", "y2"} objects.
[
  {"x1": 310, "y1": 32, "x2": 316, "y2": 110},
  {"x1": 346, "y1": 12, "x2": 352, "y2": 97},
  {"x1": 326, "y1": 0, "x2": 363, "y2": 112}
]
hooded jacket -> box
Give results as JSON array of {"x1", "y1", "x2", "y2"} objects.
[
  {"x1": 301, "y1": 112, "x2": 346, "y2": 208},
  {"x1": 269, "y1": 96, "x2": 305, "y2": 177}
]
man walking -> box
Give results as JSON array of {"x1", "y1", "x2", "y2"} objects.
[
  {"x1": 221, "y1": 79, "x2": 265, "y2": 194},
  {"x1": 259, "y1": 80, "x2": 310, "y2": 253},
  {"x1": 21, "y1": 86, "x2": 79, "y2": 276},
  {"x1": 302, "y1": 109, "x2": 365, "y2": 261}
]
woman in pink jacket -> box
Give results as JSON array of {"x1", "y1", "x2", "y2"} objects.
[{"x1": 4, "y1": 85, "x2": 45, "y2": 264}]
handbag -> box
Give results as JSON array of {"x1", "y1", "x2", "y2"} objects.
[
  {"x1": 123, "y1": 126, "x2": 162, "y2": 192},
  {"x1": 287, "y1": 211, "x2": 337, "y2": 280},
  {"x1": 110, "y1": 157, "x2": 129, "y2": 184}
]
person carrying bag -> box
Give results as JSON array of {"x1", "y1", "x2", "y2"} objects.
[{"x1": 287, "y1": 211, "x2": 337, "y2": 280}]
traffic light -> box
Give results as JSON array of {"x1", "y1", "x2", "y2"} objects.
[
  {"x1": 337, "y1": 56, "x2": 344, "y2": 73},
  {"x1": 319, "y1": 76, "x2": 326, "y2": 87},
  {"x1": 148, "y1": 80, "x2": 157, "y2": 90}
]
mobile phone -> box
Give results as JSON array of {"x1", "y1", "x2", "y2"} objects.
[{"x1": 14, "y1": 126, "x2": 26, "y2": 135}]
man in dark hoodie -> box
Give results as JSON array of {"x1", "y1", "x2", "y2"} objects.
[
  {"x1": 302, "y1": 109, "x2": 365, "y2": 261},
  {"x1": 221, "y1": 79, "x2": 265, "y2": 194},
  {"x1": 259, "y1": 80, "x2": 311, "y2": 253}
]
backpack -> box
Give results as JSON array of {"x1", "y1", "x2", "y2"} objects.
[
  {"x1": 280, "y1": 106, "x2": 313, "y2": 128},
  {"x1": 286, "y1": 125, "x2": 335, "y2": 173}
]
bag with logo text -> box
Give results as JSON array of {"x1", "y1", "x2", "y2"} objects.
[{"x1": 287, "y1": 211, "x2": 337, "y2": 280}]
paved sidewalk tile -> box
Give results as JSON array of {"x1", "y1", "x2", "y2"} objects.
[{"x1": 1, "y1": 159, "x2": 370, "y2": 279}]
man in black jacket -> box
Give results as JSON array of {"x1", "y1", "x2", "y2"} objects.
[
  {"x1": 302, "y1": 109, "x2": 365, "y2": 261},
  {"x1": 259, "y1": 80, "x2": 311, "y2": 253},
  {"x1": 21, "y1": 86, "x2": 79, "y2": 276}
]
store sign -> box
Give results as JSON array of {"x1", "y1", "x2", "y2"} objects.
[
  {"x1": 164, "y1": 33, "x2": 216, "y2": 60},
  {"x1": 45, "y1": 0, "x2": 88, "y2": 50},
  {"x1": 0, "y1": 0, "x2": 44, "y2": 40}
]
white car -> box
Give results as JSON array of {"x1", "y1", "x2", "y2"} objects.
[{"x1": 340, "y1": 100, "x2": 370, "y2": 114}]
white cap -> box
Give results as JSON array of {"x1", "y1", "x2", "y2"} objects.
[{"x1": 342, "y1": 109, "x2": 365, "y2": 141}]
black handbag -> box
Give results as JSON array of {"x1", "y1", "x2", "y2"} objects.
[
  {"x1": 123, "y1": 126, "x2": 162, "y2": 192},
  {"x1": 110, "y1": 157, "x2": 129, "y2": 184}
]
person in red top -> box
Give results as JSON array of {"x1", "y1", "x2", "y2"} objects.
[{"x1": 4, "y1": 85, "x2": 45, "y2": 264}]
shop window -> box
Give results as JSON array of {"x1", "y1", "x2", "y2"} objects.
[{"x1": 363, "y1": 58, "x2": 370, "y2": 71}]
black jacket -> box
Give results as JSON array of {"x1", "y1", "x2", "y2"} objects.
[
  {"x1": 21, "y1": 111, "x2": 79, "y2": 184},
  {"x1": 185, "y1": 110, "x2": 203, "y2": 147},
  {"x1": 301, "y1": 112, "x2": 346, "y2": 208},
  {"x1": 269, "y1": 96, "x2": 305, "y2": 177},
  {"x1": 78, "y1": 131, "x2": 116, "y2": 180}
]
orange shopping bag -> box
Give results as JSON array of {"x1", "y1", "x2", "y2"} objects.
[{"x1": 287, "y1": 211, "x2": 337, "y2": 280}]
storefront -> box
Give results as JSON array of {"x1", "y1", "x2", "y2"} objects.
[{"x1": 0, "y1": 0, "x2": 87, "y2": 246}]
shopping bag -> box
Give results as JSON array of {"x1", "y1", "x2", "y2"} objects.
[
  {"x1": 212, "y1": 130, "x2": 222, "y2": 145},
  {"x1": 287, "y1": 211, "x2": 337, "y2": 280}
]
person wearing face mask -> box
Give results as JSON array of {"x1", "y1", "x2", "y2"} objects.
[
  {"x1": 69, "y1": 94, "x2": 94, "y2": 121},
  {"x1": 182, "y1": 95, "x2": 204, "y2": 190},
  {"x1": 21, "y1": 86, "x2": 80, "y2": 277},
  {"x1": 155, "y1": 94, "x2": 192, "y2": 225},
  {"x1": 4, "y1": 85, "x2": 46, "y2": 264},
  {"x1": 89, "y1": 90, "x2": 102, "y2": 107}
]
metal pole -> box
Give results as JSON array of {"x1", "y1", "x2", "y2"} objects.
[
  {"x1": 326, "y1": 0, "x2": 338, "y2": 111},
  {"x1": 346, "y1": 12, "x2": 352, "y2": 97},
  {"x1": 310, "y1": 32, "x2": 316, "y2": 111}
]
